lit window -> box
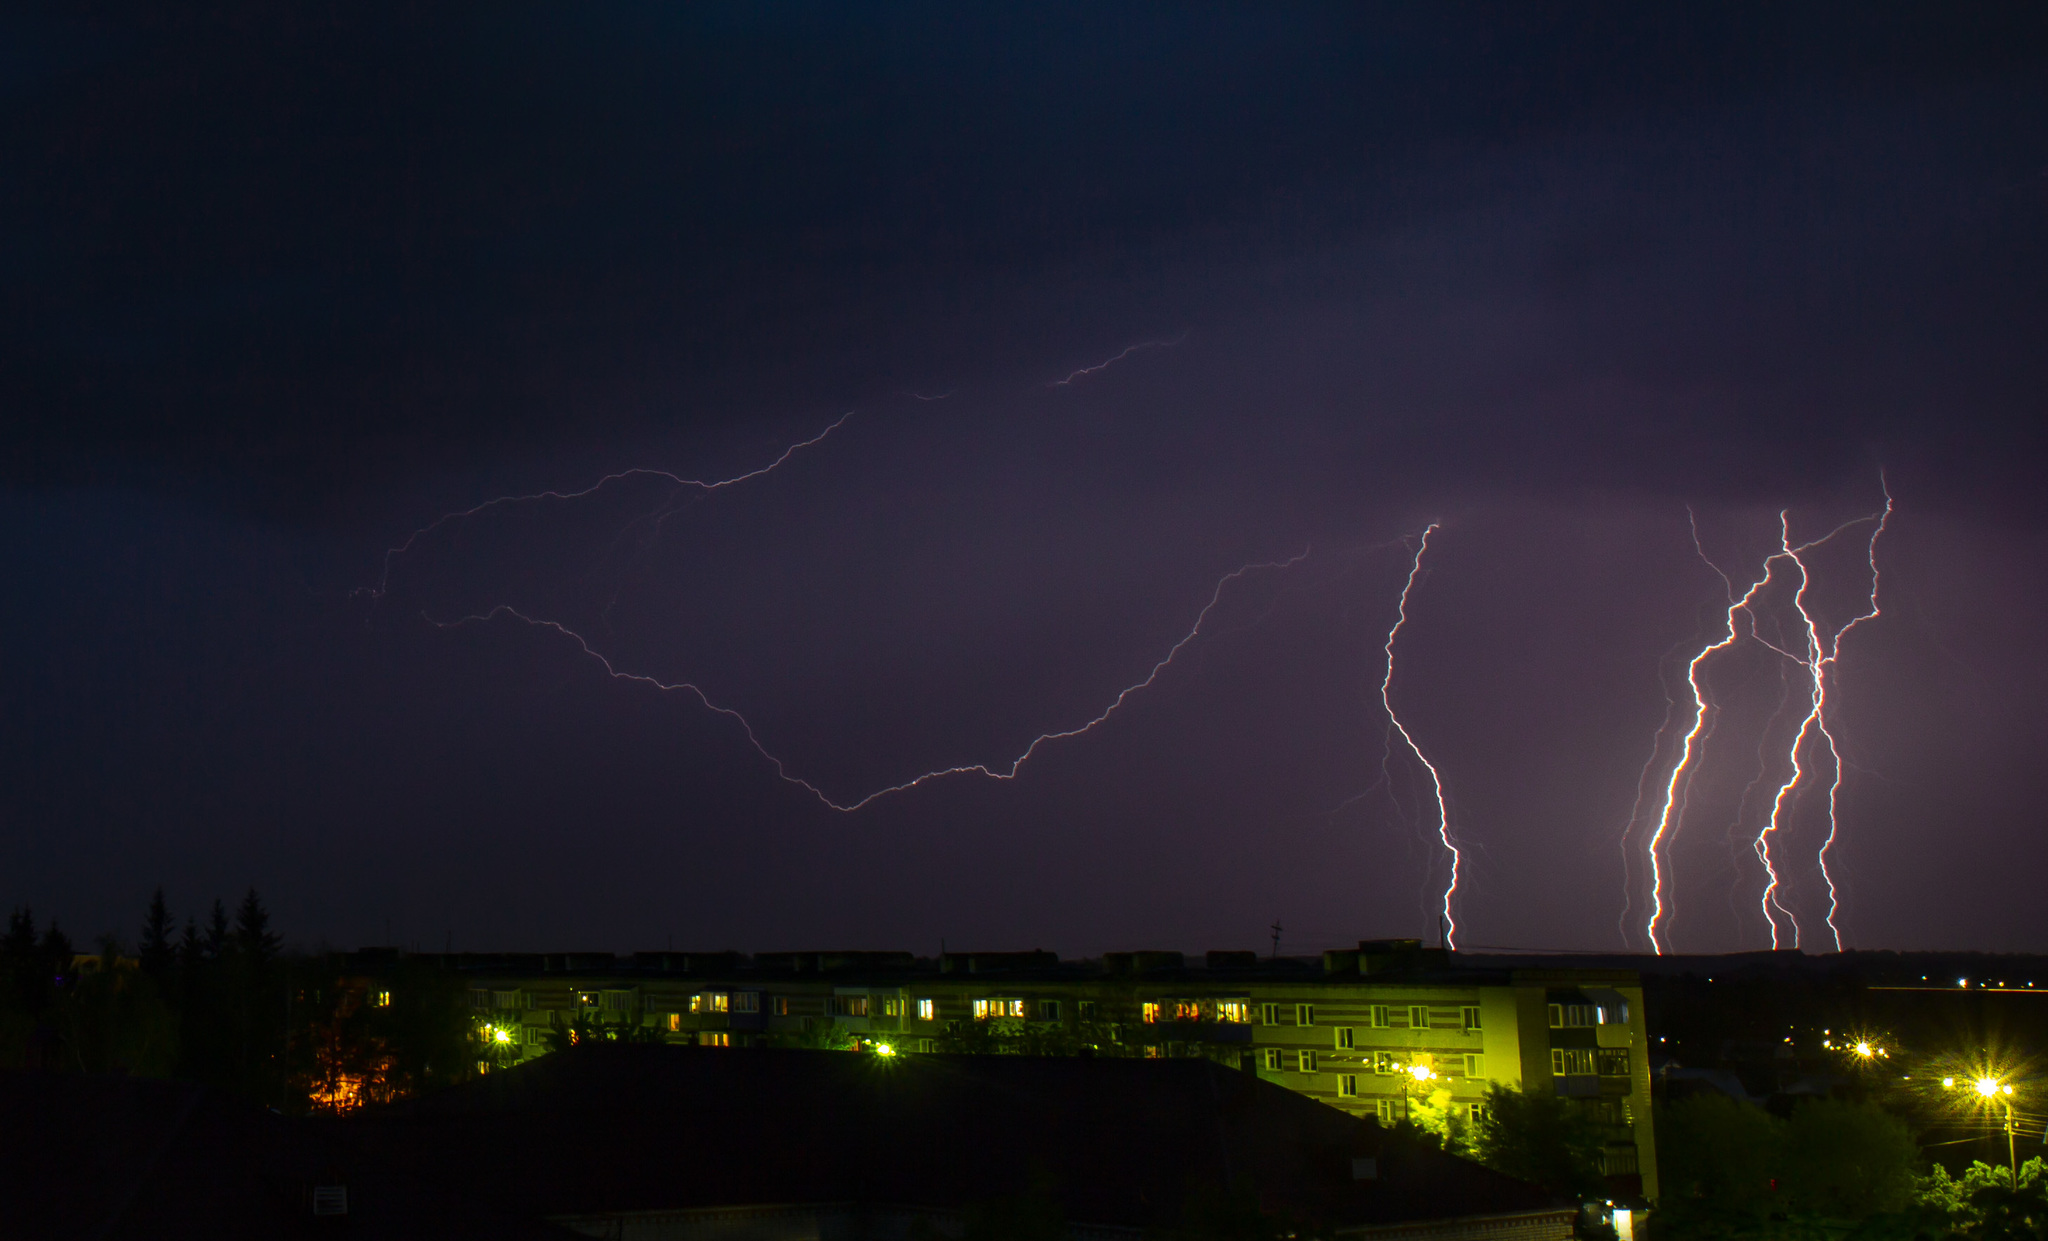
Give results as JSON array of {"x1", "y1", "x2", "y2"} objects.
[
  {"x1": 699, "y1": 1031, "x2": 731, "y2": 1047},
  {"x1": 667, "y1": 1013, "x2": 682, "y2": 1032},
  {"x1": 1141, "y1": 1001, "x2": 1162, "y2": 1024},
  {"x1": 1300, "y1": 1050, "x2": 1318, "y2": 1073},
  {"x1": 373, "y1": 990, "x2": 391, "y2": 1008},
  {"x1": 830, "y1": 995, "x2": 869, "y2": 1018},
  {"x1": 882, "y1": 997, "x2": 903, "y2": 1017},
  {"x1": 1143, "y1": 1045, "x2": 1163, "y2": 1059},
  {"x1": 1338, "y1": 1074, "x2": 1358, "y2": 1097},
  {"x1": 1173, "y1": 1000, "x2": 1201, "y2": 1022},
  {"x1": 1216, "y1": 1000, "x2": 1251, "y2": 1024},
  {"x1": 1371, "y1": 1005, "x2": 1390, "y2": 1028},
  {"x1": 1263, "y1": 1048, "x2": 1284, "y2": 1071},
  {"x1": 1260, "y1": 1003, "x2": 1280, "y2": 1026},
  {"x1": 1409, "y1": 1005, "x2": 1427, "y2": 1029},
  {"x1": 1552, "y1": 1048, "x2": 1596, "y2": 1075},
  {"x1": 1461, "y1": 1005, "x2": 1481, "y2": 1032},
  {"x1": 917, "y1": 998, "x2": 936, "y2": 1021},
  {"x1": 1007, "y1": 999, "x2": 1026, "y2": 1018},
  {"x1": 1335, "y1": 1027, "x2": 1354, "y2": 1050},
  {"x1": 1039, "y1": 1000, "x2": 1062, "y2": 1021},
  {"x1": 734, "y1": 992, "x2": 760, "y2": 1014},
  {"x1": 1296, "y1": 1004, "x2": 1315, "y2": 1027},
  {"x1": 773, "y1": 996, "x2": 791, "y2": 1017},
  {"x1": 691, "y1": 992, "x2": 730, "y2": 1014}
]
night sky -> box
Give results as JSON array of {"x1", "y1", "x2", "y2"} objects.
[{"x1": 5, "y1": 3, "x2": 2046, "y2": 958}]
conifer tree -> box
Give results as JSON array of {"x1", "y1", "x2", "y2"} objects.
[
  {"x1": 233, "y1": 888, "x2": 281, "y2": 966},
  {"x1": 202, "y1": 899, "x2": 230, "y2": 960},
  {"x1": 139, "y1": 888, "x2": 175, "y2": 975}
]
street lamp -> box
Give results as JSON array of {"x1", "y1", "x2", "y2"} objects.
[{"x1": 1956, "y1": 1075, "x2": 2020, "y2": 1186}]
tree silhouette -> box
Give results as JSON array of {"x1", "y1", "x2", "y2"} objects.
[
  {"x1": 233, "y1": 889, "x2": 280, "y2": 966},
  {"x1": 202, "y1": 899, "x2": 230, "y2": 961},
  {"x1": 139, "y1": 889, "x2": 175, "y2": 975}
]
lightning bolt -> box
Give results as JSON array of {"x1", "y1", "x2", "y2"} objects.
[
  {"x1": 430, "y1": 549, "x2": 1312, "y2": 813},
  {"x1": 366, "y1": 411, "x2": 856, "y2": 601},
  {"x1": 1644, "y1": 535, "x2": 1782, "y2": 955},
  {"x1": 1379, "y1": 525, "x2": 1462, "y2": 949},
  {"x1": 1048, "y1": 335, "x2": 1186, "y2": 388},
  {"x1": 1642, "y1": 487, "x2": 1892, "y2": 955},
  {"x1": 1758, "y1": 484, "x2": 1891, "y2": 951}
]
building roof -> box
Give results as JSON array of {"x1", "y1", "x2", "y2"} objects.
[
  {"x1": 352, "y1": 1044, "x2": 1564, "y2": 1232},
  {"x1": 0, "y1": 1070, "x2": 579, "y2": 1239}
]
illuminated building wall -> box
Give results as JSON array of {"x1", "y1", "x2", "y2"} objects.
[{"x1": 348, "y1": 940, "x2": 1656, "y2": 1202}]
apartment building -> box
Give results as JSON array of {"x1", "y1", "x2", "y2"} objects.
[{"x1": 355, "y1": 939, "x2": 1655, "y2": 1201}]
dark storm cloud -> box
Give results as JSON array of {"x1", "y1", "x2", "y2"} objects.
[
  {"x1": 3, "y1": 2, "x2": 2045, "y2": 956},
  {"x1": 5, "y1": 1, "x2": 2044, "y2": 504}
]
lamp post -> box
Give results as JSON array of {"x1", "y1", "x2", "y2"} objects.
[{"x1": 1973, "y1": 1077, "x2": 2020, "y2": 1187}]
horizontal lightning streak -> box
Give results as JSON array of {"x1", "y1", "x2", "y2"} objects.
[
  {"x1": 367, "y1": 411, "x2": 856, "y2": 599},
  {"x1": 432, "y1": 549, "x2": 1311, "y2": 813},
  {"x1": 1048, "y1": 336, "x2": 1186, "y2": 388}
]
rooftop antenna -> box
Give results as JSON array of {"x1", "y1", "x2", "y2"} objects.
[{"x1": 1269, "y1": 920, "x2": 1283, "y2": 960}]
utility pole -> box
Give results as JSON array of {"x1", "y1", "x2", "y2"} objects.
[{"x1": 1268, "y1": 921, "x2": 1283, "y2": 960}]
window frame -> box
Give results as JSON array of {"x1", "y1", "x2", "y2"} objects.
[{"x1": 1296, "y1": 1003, "x2": 1315, "y2": 1027}]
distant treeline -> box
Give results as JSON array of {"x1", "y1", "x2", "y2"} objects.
[{"x1": 0, "y1": 889, "x2": 473, "y2": 1112}]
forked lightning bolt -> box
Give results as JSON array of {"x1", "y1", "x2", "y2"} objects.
[
  {"x1": 433, "y1": 550, "x2": 1310, "y2": 812},
  {"x1": 1641, "y1": 486, "x2": 1891, "y2": 954},
  {"x1": 1379, "y1": 525, "x2": 1462, "y2": 950},
  {"x1": 1757, "y1": 486, "x2": 1891, "y2": 952}
]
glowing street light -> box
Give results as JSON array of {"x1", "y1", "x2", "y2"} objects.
[
  {"x1": 1951, "y1": 1073, "x2": 2020, "y2": 1185},
  {"x1": 872, "y1": 1042, "x2": 896, "y2": 1058},
  {"x1": 1408, "y1": 1064, "x2": 1437, "y2": 1084}
]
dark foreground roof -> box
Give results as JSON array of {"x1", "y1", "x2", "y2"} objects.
[
  {"x1": 356, "y1": 1044, "x2": 1561, "y2": 1232},
  {"x1": 0, "y1": 1070, "x2": 577, "y2": 1239},
  {"x1": 3, "y1": 1048, "x2": 1563, "y2": 1237}
]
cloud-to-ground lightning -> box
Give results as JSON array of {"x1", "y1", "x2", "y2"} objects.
[
  {"x1": 1048, "y1": 335, "x2": 1186, "y2": 387},
  {"x1": 367, "y1": 411, "x2": 856, "y2": 600},
  {"x1": 1639, "y1": 486, "x2": 1893, "y2": 954},
  {"x1": 1378, "y1": 524, "x2": 1463, "y2": 949},
  {"x1": 1758, "y1": 486, "x2": 1892, "y2": 951},
  {"x1": 432, "y1": 549, "x2": 1311, "y2": 812}
]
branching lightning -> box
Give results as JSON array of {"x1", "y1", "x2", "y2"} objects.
[
  {"x1": 431, "y1": 550, "x2": 1311, "y2": 812},
  {"x1": 1639, "y1": 485, "x2": 1892, "y2": 955},
  {"x1": 366, "y1": 410, "x2": 856, "y2": 600},
  {"x1": 1379, "y1": 524, "x2": 1462, "y2": 949},
  {"x1": 1048, "y1": 335, "x2": 1186, "y2": 387},
  {"x1": 1759, "y1": 485, "x2": 1892, "y2": 951}
]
